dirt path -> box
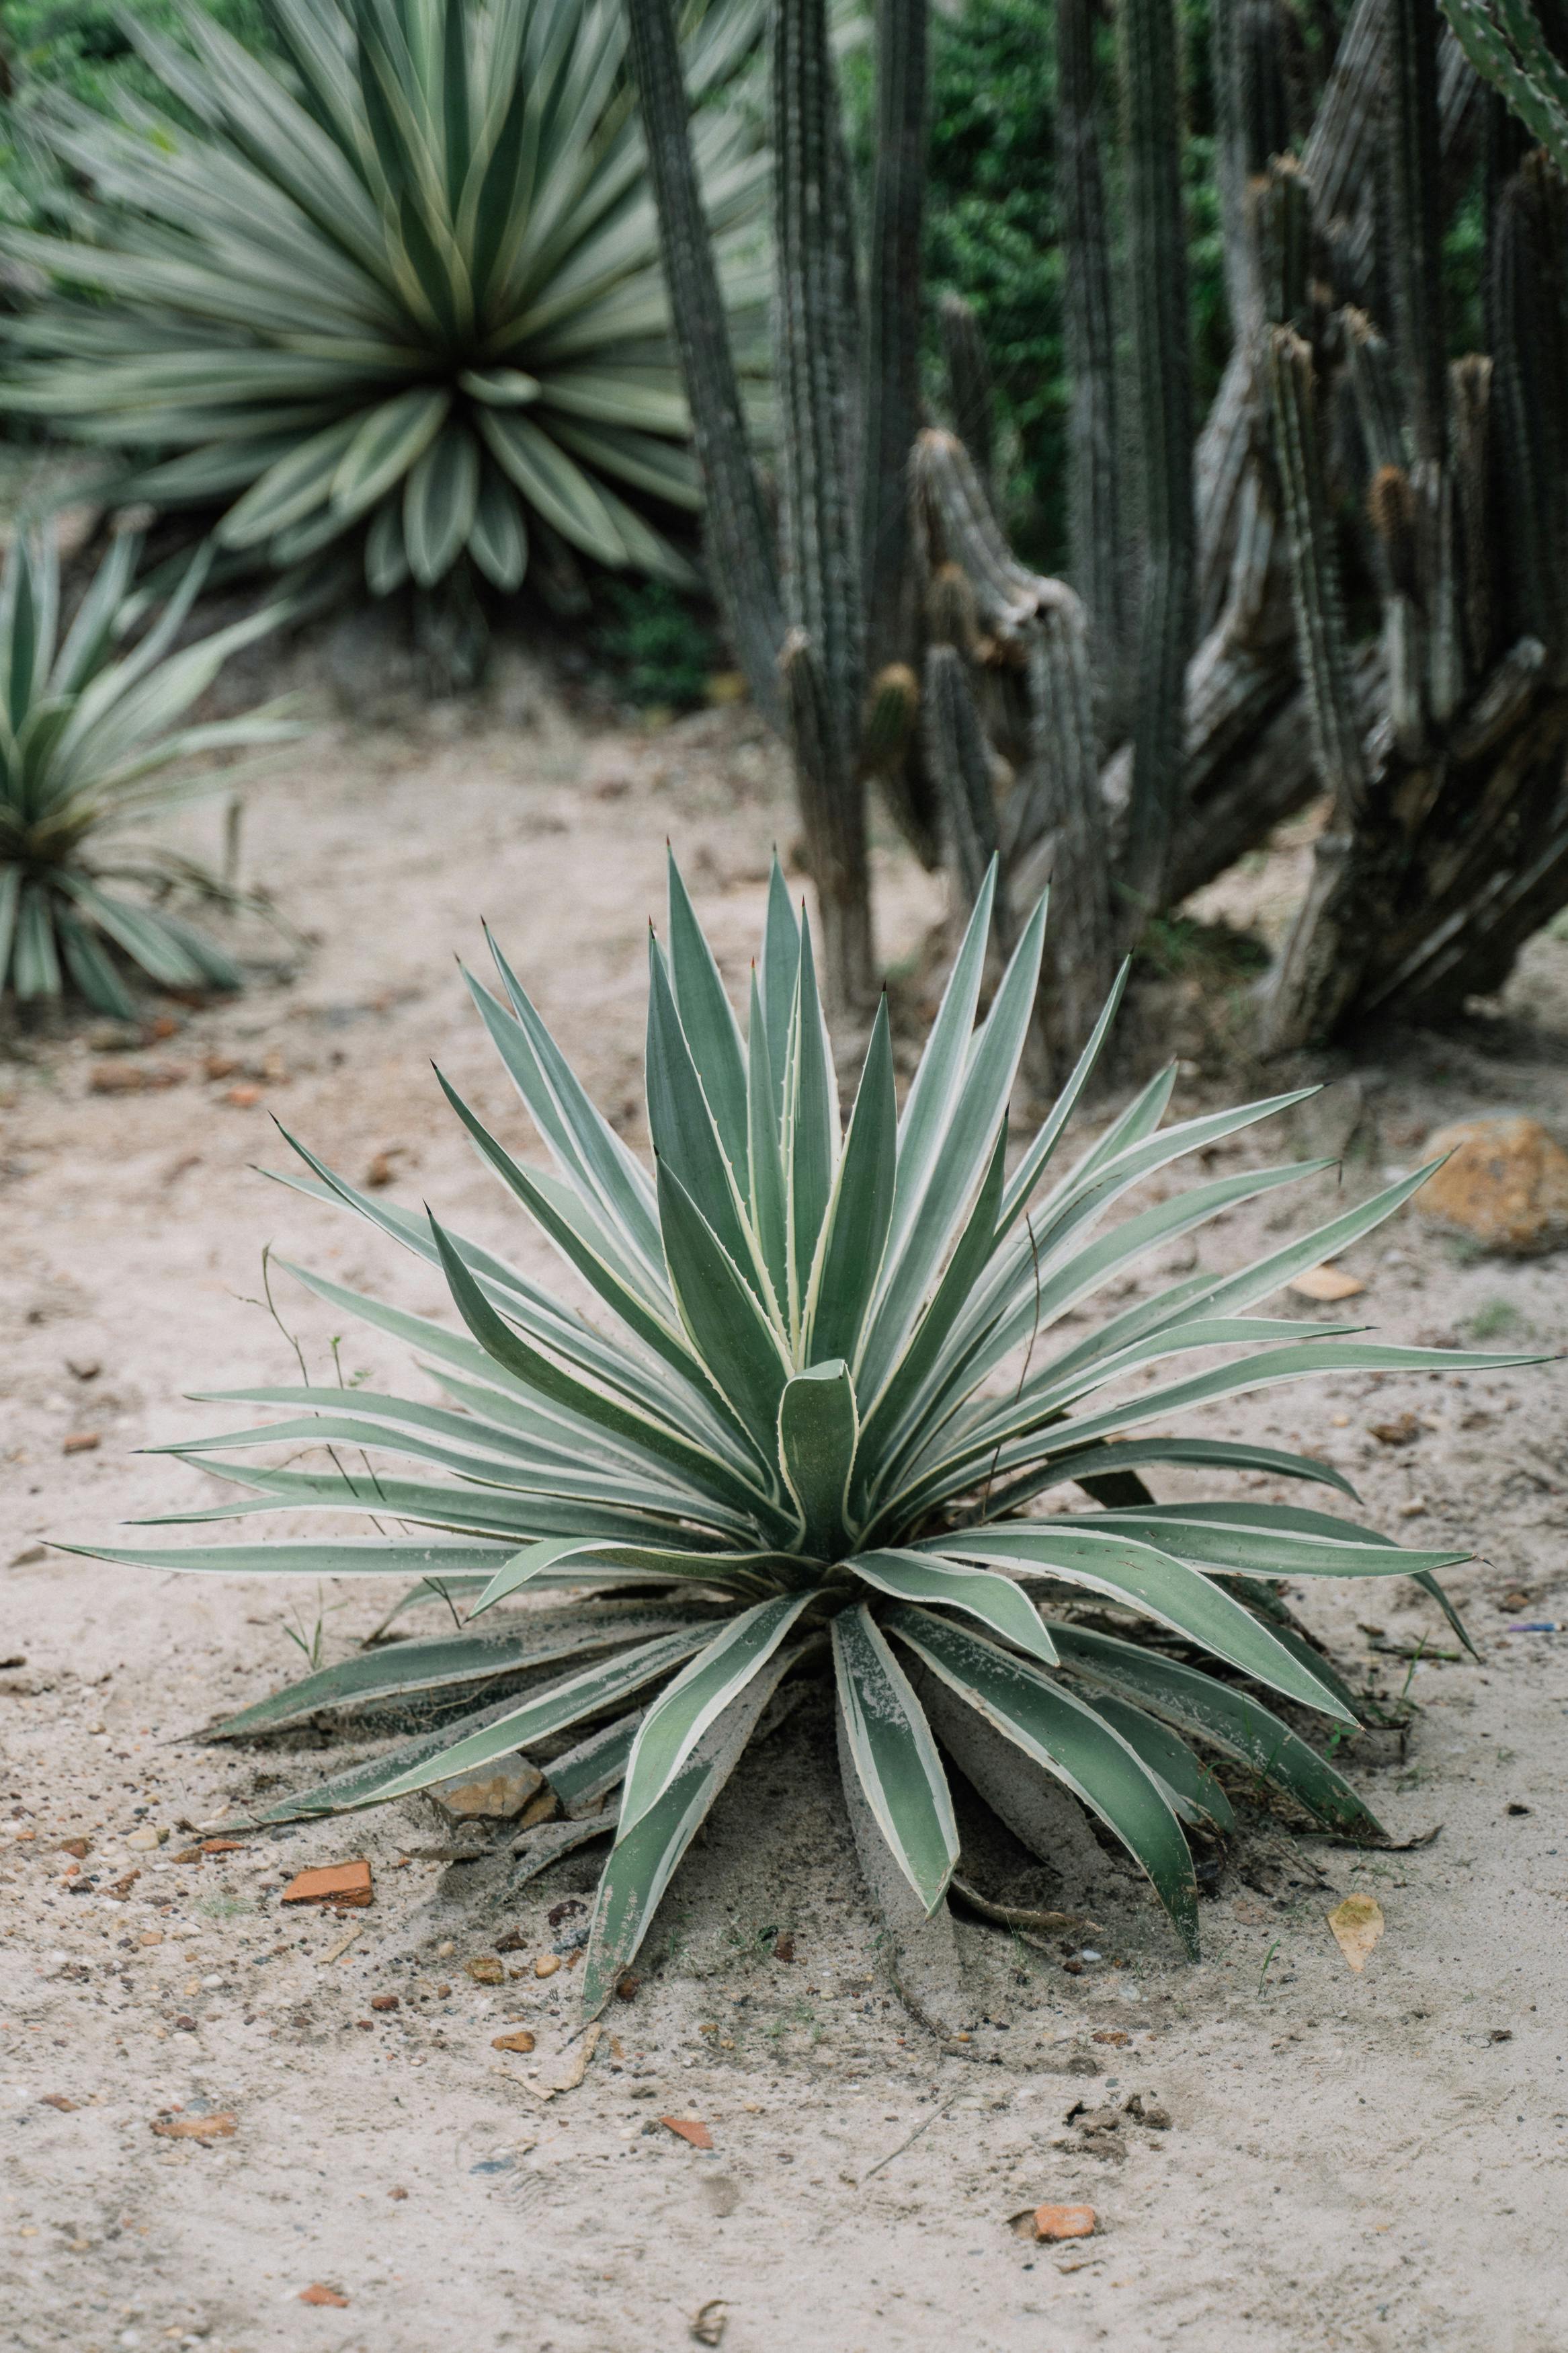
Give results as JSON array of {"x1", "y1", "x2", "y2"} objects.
[{"x1": 2, "y1": 669, "x2": 1565, "y2": 2352}]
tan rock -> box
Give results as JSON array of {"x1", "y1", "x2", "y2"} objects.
[
  {"x1": 1418, "y1": 1116, "x2": 1568, "y2": 1254},
  {"x1": 430, "y1": 1755, "x2": 544, "y2": 1821}
]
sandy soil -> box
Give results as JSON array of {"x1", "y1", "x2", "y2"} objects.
[{"x1": 2, "y1": 653, "x2": 1566, "y2": 2353}]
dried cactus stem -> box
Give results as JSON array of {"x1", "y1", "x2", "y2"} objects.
[
  {"x1": 781, "y1": 629, "x2": 874, "y2": 1008},
  {"x1": 923, "y1": 641, "x2": 1006, "y2": 932}
]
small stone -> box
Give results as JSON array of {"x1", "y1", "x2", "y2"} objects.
[
  {"x1": 491, "y1": 2029, "x2": 536, "y2": 2054},
  {"x1": 298, "y1": 2284, "x2": 349, "y2": 2308},
  {"x1": 464, "y1": 1957, "x2": 504, "y2": 1985},
  {"x1": 1368, "y1": 1412, "x2": 1422, "y2": 1447},
  {"x1": 138, "y1": 1929, "x2": 163, "y2": 1946},
  {"x1": 67, "y1": 1359, "x2": 101, "y2": 1382},
  {"x1": 62, "y1": 1432, "x2": 100, "y2": 1455},
  {"x1": 1417, "y1": 1115, "x2": 1568, "y2": 1254},
  {"x1": 58, "y1": 1837, "x2": 91, "y2": 1860},
  {"x1": 224, "y1": 1084, "x2": 263, "y2": 1109},
  {"x1": 430, "y1": 1755, "x2": 544, "y2": 1821},
  {"x1": 1032, "y1": 2204, "x2": 1097, "y2": 2242},
  {"x1": 534, "y1": 1954, "x2": 561, "y2": 1980},
  {"x1": 389, "y1": 2185, "x2": 408, "y2": 2200},
  {"x1": 151, "y1": 2112, "x2": 237, "y2": 2143},
  {"x1": 370, "y1": 1993, "x2": 399, "y2": 2012},
  {"x1": 126, "y1": 1826, "x2": 167, "y2": 1852},
  {"x1": 1286, "y1": 1264, "x2": 1366, "y2": 1302}
]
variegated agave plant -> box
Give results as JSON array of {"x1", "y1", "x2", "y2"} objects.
[
  {"x1": 0, "y1": 0, "x2": 767, "y2": 594},
  {"x1": 77, "y1": 861, "x2": 1524, "y2": 2017}
]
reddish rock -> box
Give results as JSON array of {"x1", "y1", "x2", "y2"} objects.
[
  {"x1": 280, "y1": 1859, "x2": 374, "y2": 1909},
  {"x1": 660, "y1": 2117, "x2": 713, "y2": 2150},
  {"x1": 1419, "y1": 1115, "x2": 1568, "y2": 1254},
  {"x1": 1032, "y1": 2204, "x2": 1096, "y2": 2242}
]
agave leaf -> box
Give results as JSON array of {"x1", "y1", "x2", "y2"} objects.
[
  {"x1": 1050, "y1": 1622, "x2": 1384, "y2": 1838},
  {"x1": 1078, "y1": 1501, "x2": 1471, "y2": 1581},
  {"x1": 468, "y1": 467, "x2": 529, "y2": 587},
  {"x1": 543, "y1": 1708, "x2": 643, "y2": 1817},
  {"x1": 580, "y1": 1634, "x2": 811, "y2": 2018},
  {"x1": 330, "y1": 386, "x2": 450, "y2": 518},
  {"x1": 927, "y1": 1525, "x2": 1356, "y2": 1721},
  {"x1": 849, "y1": 1548, "x2": 1060, "y2": 1667},
  {"x1": 886, "y1": 1605, "x2": 1200, "y2": 1956},
  {"x1": 803, "y1": 998, "x2": 897, "y2": 1367},
  {"x1": 776, "y1": 1361, "x2": 858, "y2": 1558},
  {"x1": 747, "y1": 969, "x2": 789, "y2": 1314},
  {"x1": 656, "y1": 1160, "x2": 792, "y2": 1453},
  {"x1": 335, "y1": 1624, "x2": 716, "y2": 1810},
  {"x1": 618, "y1": 1589, "x2": 815, "y2": 1835},
  {"x1": 1081, "y1": 1690, "x2": 1237, "y2": 1833},
  {"x1": 831, "y1": 1603, "x2": 958, "y2": 1915},
  {"x1": 757, "y1": 856, "x2": 800, "y2": 1123},
  {"x1": 784, "y1": 915, "x2": 837, "y2": 1313},
  {"x1": 996, "y1": 1433, "x2": 1360, "y2": 1508},
  {"x1": 665, "y1": 849, "x2": 750, "y2": 1195},
  {"x1": 207, "y1": 1602, "x2": 714, "y2": 1739}
]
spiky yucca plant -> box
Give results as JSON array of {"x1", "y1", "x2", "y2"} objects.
[
  {"x1": 0, "y1": 0, "x2": 767, "y2": 596},
  {"x1": 75, "y1": 861, "x2": 1526, "y2": 2016},
  {"x1": 0, "y1": 531, "x2": 293, "y2": 1015}
]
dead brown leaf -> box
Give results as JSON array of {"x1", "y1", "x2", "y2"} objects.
[{"x1": 1327, "y1": 1892, "x2": 1385, "y2": 1972}]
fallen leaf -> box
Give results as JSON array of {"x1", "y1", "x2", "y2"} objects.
[
  {"x1": 200, "y1": 1837, "x2": 244, "y2": 1856},
  {"x1": 151, "y1": 2112, "x2": 237, "y2": 2143},
  {"x1": 1287, "y1": 1264, "x2": 1366, "y2": 1302},
  {"x1": 1032, "y1": 2204, "x2": 1097, "y2": 2242},
  {"x1": 491, "y1": 2029, "x2": 536, "y2": 2055},
  {"x1": 298, "y1": 2284, "x2": 349, "y2": 2307},
  {"x1": 282, "y1": 1860, "x2": 373, "y2": 1909},
  {"x1": 1327, "y1": 1892, "x2": 1385, "y2": 1972},
  {"x1": 661, "y1": 2116, "x2": 713, "y2": 2150}
]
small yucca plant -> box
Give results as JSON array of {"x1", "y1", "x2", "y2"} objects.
[
  {"x1": 0, "y1": 530, "x2": 292, "y2": 1016},
  {"x1": 76, "y1": 862, "x2": 1525, "y2": 2016},
  {"x1": 0, "y1": 0, "x2": 767, "y2": 596}
]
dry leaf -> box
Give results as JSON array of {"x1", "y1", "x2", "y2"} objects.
[
  {"x1": 1288, "y1": 1264, "x2": 1366, "y2": 1302},
  {"x1": 1327, "y1": 1892, "x2": 1385, "y2": 1971}
]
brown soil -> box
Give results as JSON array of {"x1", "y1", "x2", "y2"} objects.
[{"x1": 2, "y1": 655, "x2": 1565, "y2": 2351}]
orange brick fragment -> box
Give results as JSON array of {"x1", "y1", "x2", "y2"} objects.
[
  {"x1": 491, "y1": 2029, "x2": 536, "y2": 2054},
  {"x1": 224, "y1": 1084, "x2": 262, "y2": 1109},
  {"x1": 200, "y1": 1837, "x2": 244, "y2": 1856},
  {"x1": 62, "y1": 1433, "x2": 100, "y2": 1455},
  {"x1": 280, "y1": 1859, "x2": 374, "y2": 1909},
  {"x1": 1033, "y1": 2204, "x2": 1096, "y2": 2242},
  {"x1": 298, "y1": 2283, "x2": 349, "y2": 2307},
  {"x1": 659, "y1": 2116, "x2": 713, "y2": 2150}
]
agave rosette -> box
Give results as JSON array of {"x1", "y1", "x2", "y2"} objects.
[
  {"x1": 0, "y1": 530, "x2": 294, "y2": 1014},
  {"x1": 0, "y1": 0, "x2": 768, "y2": 594},
  {"x1": 76, "y1": 861, "x2": 1528, "y2": 2013}
]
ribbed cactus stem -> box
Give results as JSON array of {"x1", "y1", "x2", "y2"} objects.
[
  {"x1": 1388, "y1": 0, "x2": 1446, "y2": 464},
  {"x1": 938, "y1": 293, "x2": 996, "y2": 505},
  {"x1": 1266, "y1": 325, "x2": 1370, "y2": 822},
  {"x1": 626, "y1": 0, "x2": 785, "y2": 731},
  {"x1": 773, "y1": 0, "x2": 872, "y2": 1007},
  {"x1": 1057, "y1": 0, "x2": 1126, "y2": 693},
  {"x1": 1118, "y1": 0, "x2": 1196, "y2": 912},
  {"x1": 862, "y1": 0, "x2": 928, "y2": 680},
  {"x1": 1487, "y1": 154, "x2": 1568, "y2": 664},
  {"x1": 923, "y1": 643, "x2": 1006, "y2": 928},
  {"x1": 859, "y1": 662, "x2": 920, "y2": 779},
  {"x1": 1253, "y1": 154, "x2": 1311, "y2": 333},
  {"x1": 925, "y1": 561, "x2": 981, "y2": 657},
  {"x1": 913, "y1": 428, "x2": 1040, "y2": 635},
  {"x1": 1019, "y1": 594, "x2": 1117, "y2": 1062}
]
